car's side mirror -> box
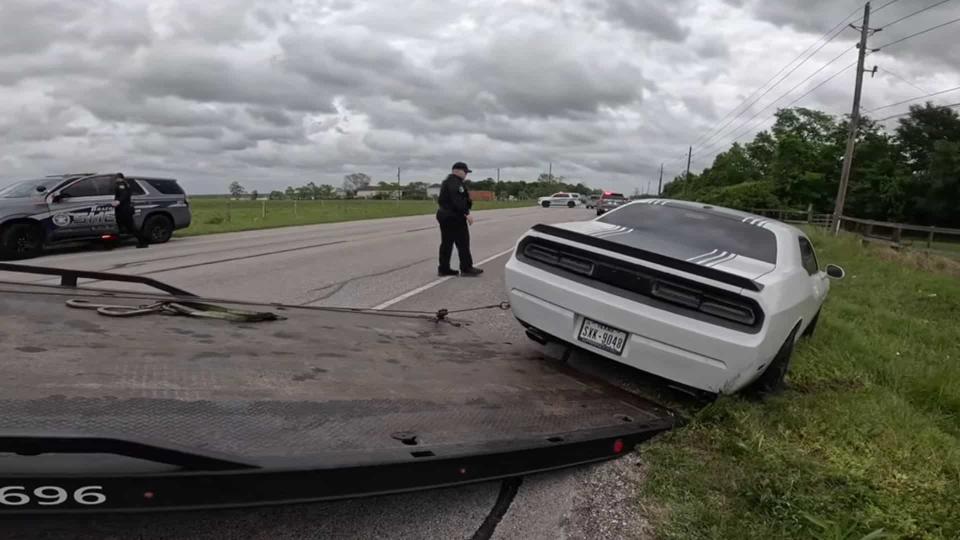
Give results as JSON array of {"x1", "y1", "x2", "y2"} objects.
[
  {"x1": 826, "y1": 264, "x2": 845, "y2": 280},
  {"x1": 35, "y1": 186, "x2": 47, "y2": 193}
]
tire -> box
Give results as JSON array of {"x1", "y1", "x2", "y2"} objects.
[
  {"x1": 596, "y1": 209, "x2": 604, "y2": 216},
  {"x1": 541, "y1": 201, "x2": 550, "y2": 208},
  {"x1": 746, "y1": 325, "x2": 800, "y2": 396},
  {"x1": 0, "y1": 222, "x2": 44, "y2": 260},
  {"x1": 802, "y1": 310, "x2": 820, "y2": 338},
  {"x1": 142, "y1": 214, "x2": 174, "y2": 244},
  {"x1": 567, "y1": 201, "x2": 576, "y2": 208}
]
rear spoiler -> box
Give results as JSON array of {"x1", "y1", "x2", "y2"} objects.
[{"x1": 530, "y1": 224, "x2": 764, "y2": 292}]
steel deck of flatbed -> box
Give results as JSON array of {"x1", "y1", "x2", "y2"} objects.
[{"x1": 0, "y1": 274, "x2": 675, "y2": 513}]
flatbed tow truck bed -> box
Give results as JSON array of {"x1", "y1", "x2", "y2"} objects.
[{"x1": 0, "y1": 265, "x2": 675, "y2": 514}]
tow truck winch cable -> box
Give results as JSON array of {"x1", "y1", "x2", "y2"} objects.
[
  {"x1": 62, "y1": 296, "x2": 510, "y2": 326},
  {"x1": 66, "y1": 298, "x2": 285, "y2": 322}
]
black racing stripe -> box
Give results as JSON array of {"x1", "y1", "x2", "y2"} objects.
[{"x1": 531, "y1": 224, "x2": 763, "y2": 292}]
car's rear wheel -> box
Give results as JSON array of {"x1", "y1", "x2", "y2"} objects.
[
  {"x1": 596, "y1": 209, "x2": 604, "y2": 216},
  {"x1": 567, "y1": 201, "x2": 576, "y2": 208},
  {"x1": 0, "y1": 222, "x2": 43, "y2": 260},
  {"x1": 143, "y1": 214, "x2": 174, "y2": 244},
  {"x1": 746, "y1": 325, "x2": 800, "y2": 396},
  {"x1": 802, "y1": 310, "x2": 820, "y2": 338},
  {"x1": 541, "y1": 201, "x2": 550, "y2": 208}
]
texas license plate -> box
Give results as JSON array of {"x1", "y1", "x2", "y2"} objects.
[{"x1": 578, "y1": 318, "x2": 628, "y2": 355}]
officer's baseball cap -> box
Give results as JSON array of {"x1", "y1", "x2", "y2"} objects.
[{"x1": 452, "y1": 162, "x2": 472, "y2": 173}]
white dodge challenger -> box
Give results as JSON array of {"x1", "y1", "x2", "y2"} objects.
[{"x1": 505, "y1": 198, "x2": 845, "y2": 394}]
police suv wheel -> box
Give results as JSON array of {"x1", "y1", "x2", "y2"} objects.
[
  {"x1": 143, "y1": 215, "x2": 174, "y2": 244},
  {"x1": 541, "y1": 201, "x2": 550, "y2": 208},
  {"x1": 567, "y1": 201, "x2": 576, "y2": 208},
  {"x1": 1, "y1": 223, "x2": 43, "y2": 260}
]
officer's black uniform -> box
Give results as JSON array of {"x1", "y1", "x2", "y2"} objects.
[
  {"x1": 436, "y1": 168, "x2": 477, "y2": 276},
  {"x1": 114, "y1": 175, "x2": 149, "y2": 249}
]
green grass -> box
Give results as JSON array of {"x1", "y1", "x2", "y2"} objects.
[
  {"x1": 639, "y1": 230, "x2": 960, "y2": 540},
  {"x1": 930, "y1": 241, "x2": 960, "y2": 256},
  {"x1": 177, "y1": 199, "x2": 532, "y2": 237}
]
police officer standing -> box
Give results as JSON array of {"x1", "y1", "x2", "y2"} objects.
[
  {"x1": 112, "y1": 173, "x2": 149, "y2": 249},
  {"x1": 436, "y1": 162, "x2": 482, "y2": 277}
]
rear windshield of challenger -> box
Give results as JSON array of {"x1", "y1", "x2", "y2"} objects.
[{"x1": 598, "y1": 204, "x2": 778, "y2": 264}]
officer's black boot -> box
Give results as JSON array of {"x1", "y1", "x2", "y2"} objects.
[{"x1": 438, "y1": 267, "x2": 459, "y2": 277}]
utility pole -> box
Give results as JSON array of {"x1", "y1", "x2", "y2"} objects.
[
  {"x1": 658, "y1": 163, "x2": 664, "y2": 196},
  {"x1": 396, "y1": 167, "x2": 401, "y2": 206},
  {"x1": 832, "y1": 1, "x2": 872, "y2": 234},
  {"x1": 497, "y1": 168, "x2": 500, "y2": 183},
  {"x1": 548, "y1": 162, "x2": 552, "y2": 182},
  {"x1": 685, "y1": 146, "x2": 692, "y2": 179}
]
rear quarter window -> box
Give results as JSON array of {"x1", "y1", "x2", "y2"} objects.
[
  {"x1": 598, "y1": 203, "x2": 779, "y2": 264},
  {"x1": 142, "y1": 179, "x2": 185, "y2": 195}
]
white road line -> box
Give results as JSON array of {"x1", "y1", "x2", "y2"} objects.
[{"x1": 372, "y1": 246, "x2": 516, "y2": 310}]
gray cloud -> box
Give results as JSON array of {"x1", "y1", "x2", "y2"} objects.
[
  {"x1": 602, "y1": 0, "x2": 691, "y2": 42},
  {"x1": 0, "y1": 0, "x2": 957, "y2": 195},
  {"x1": 741, "y1": 0, "x2": 960, "y2": 69}
]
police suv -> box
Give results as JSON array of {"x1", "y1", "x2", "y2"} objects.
[{"x1": 0, "y1": 173, "x2": 191, "y2": 259}]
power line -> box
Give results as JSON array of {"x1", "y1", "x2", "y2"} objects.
[
  {"x1": 875, "y1": 101, "x2": 960, "y2": 121},
  {"x1": 875, "y1": 0, "x2": 954, "y2": 30},
  {"x1": 876, "y1": 15, "x2": 960, "y2": 49},
  {"x1": 866, "y1": 84, "x2": 960, "y2": 112},
  {"x1": 693, "y1": 48, "x2": 857, "y2": 160},
  {"x1": 880, "y1": 67, "x2": 930, "y2": 94},
  {"x1": 872, "y1": 0, "x2": 905, "y2": 14},
  {"x1": 695, "y1": 25, "x2": 856, "y2": 153},
  {"x1": 700, "y1": 61, "x2": 859, "y2": 161},
  {"x1": 689, "y1": 5, "x2": 863, "y2": 150}
]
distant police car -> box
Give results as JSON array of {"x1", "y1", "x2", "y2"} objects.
[
  {"x1": 505, "y1": 199, "x2": 845, "y2": 395},
  {"x1": 0, "y1": 173, "x2": 191, "y2": 259}
]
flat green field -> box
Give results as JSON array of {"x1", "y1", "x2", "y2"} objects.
[
  {"x1": 639, "y1": 230, "x2": 960, "y2": 539},
  {"x1": 177, "y1": 199, "x2": 532, "y2": 237}
]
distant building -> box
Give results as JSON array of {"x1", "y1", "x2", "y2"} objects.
[
  {"x1": 427, "y1": 184, "x2": 442, "y2": 199},
  {"x1": 355, "y1": 189, "x2": 381, "y2": 199},
  {"x1": 471, "y1": 190, "x2": 495, "y2": 201},
  {"x1": 356, "y1": 189, "x2": 404, "y2": 199}
]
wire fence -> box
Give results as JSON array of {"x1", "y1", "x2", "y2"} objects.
[
  {"x1": 837, "y1": 216, "x2": 960, "y2": 259},
  {"x1": 747, "y1": 206, "x2": 833, "y2": 228},
  {"x1": 745, "y1": 207, "x2": 960, "y2": 259}
]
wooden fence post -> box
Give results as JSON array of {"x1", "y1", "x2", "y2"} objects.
[
  {"x1": 892, "y1": 227, "x2": 902, "y2": 245},
  {"x1": 806, "y1": 204, "x2": 813, "y2": 224},
  {"x1": 927, "y1": 227, "x2": 935, "y2": 249}
]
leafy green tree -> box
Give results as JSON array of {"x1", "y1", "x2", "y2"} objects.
[{"x1": 228, "y1": 181, "x2": 246, "y2": 198}]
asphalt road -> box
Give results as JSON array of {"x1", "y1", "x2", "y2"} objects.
[{"x1": 0, "y1": 206, "x2": 681, "y2": 540}]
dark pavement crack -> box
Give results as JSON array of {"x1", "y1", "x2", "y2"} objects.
[{"x1": 298, "y1": 256, "x2": 434, "y2": 305}]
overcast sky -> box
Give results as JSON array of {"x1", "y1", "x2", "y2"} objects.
[{"x1": 1, "y1": 0, "x2": 958, "y2": 194}]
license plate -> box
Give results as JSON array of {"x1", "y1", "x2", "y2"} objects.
[{"x1": 578, "y1": 319, "x2": 628, "y2": 355}]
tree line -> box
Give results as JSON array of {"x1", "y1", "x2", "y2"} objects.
[
  {"x1": 663, "y1": 103, "x2": 960, "y2": 227},
  {"x1": 229, "y1": 173, "x2": 600, "y2": 201}
]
